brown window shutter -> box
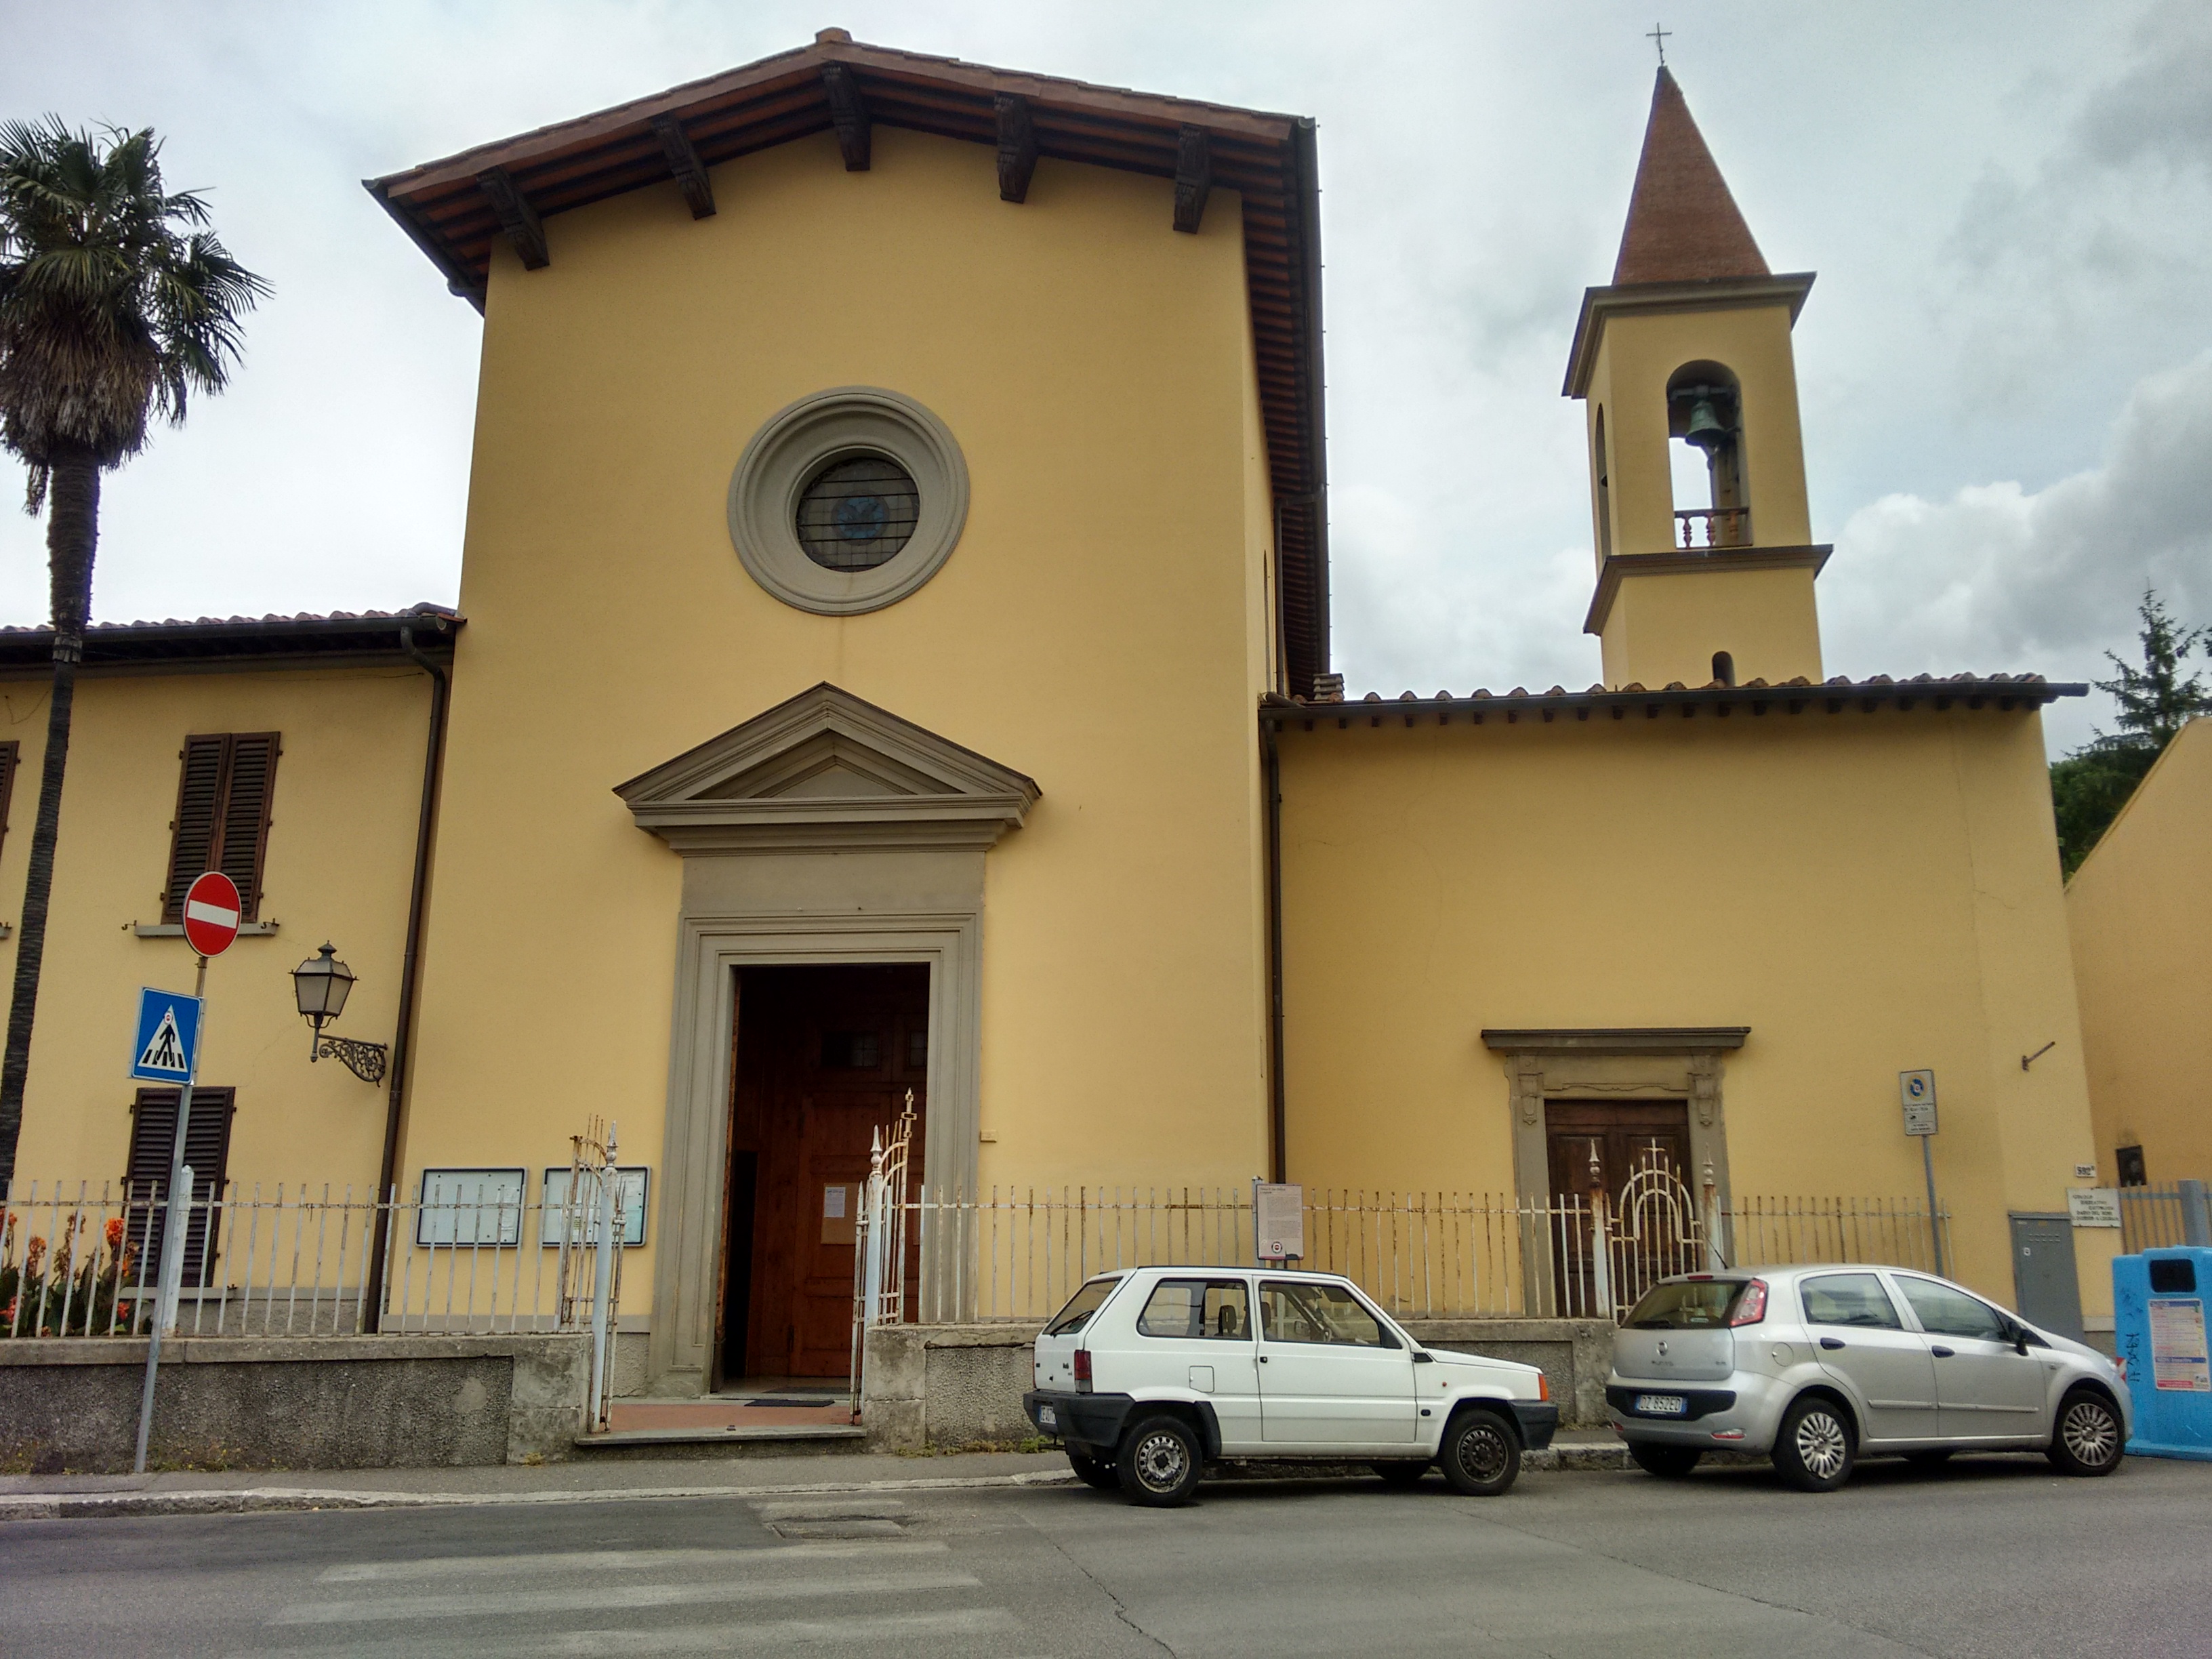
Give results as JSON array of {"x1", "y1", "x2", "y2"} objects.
[
  {"x1": 0, "y1": 739, "x2": 17, "y2": 861},
  {"x1": 215, "y1": 733, "x2": 279, "y2": 922},
  {"x1": 163, "y1": 735, "x2": 229, "y2": 923},
  {"x1": 123, "y1": 1087, "x2": 237, "y2": 1288}
]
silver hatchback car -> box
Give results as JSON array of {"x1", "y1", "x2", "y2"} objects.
[{"x1": 1607, "y1": 1265, "x2": 2130, "y2": 1491}]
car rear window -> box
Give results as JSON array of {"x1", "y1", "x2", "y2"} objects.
[
  {"x1": 1624, "y1": 1279, "x2": 1750, "y2": 1329},
  {"x1": 1137, "y1": 1279, "x2": 1250, "y2": 1339},
  {"x1": 1043, "y1": 1276, "x2": 1121, "y2": 1336}
]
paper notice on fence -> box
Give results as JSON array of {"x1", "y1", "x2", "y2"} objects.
[
  {"x1": 1254, "y1": 1182, "x2": 1305, "y2": 1263},
  {"x1": 2150, "y1": 1298, "x2": 2211, "y2": 1393}
]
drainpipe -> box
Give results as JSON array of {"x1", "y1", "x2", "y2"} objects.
[
  {"x1": 363, "y1": 617, "x2": 453, "y2": 1331},
  {"x1": 1263, "y1": 714, "x2": 1288, "y2": 1183}
]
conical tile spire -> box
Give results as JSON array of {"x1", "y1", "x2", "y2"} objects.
[{"x1": 1612, "y1": 68, "x2": 1768, "y2": 285}]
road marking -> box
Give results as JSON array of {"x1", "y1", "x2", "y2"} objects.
[
  {"x1": 317, "y1": 1538, "x2": 944, "y2": 1582},
  {"x1": 270, "y1": 1568, "x2": 978, "y2": 1625},
  {"x1": 240, "y1": 1607, "x2": 1021, "y2": 1658}
]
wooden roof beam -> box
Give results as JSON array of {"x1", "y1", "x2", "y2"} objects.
[
  {"x1": 649, "y1": 115, "x2": 716, "y2": 218},
  {"x1": 996, "y1": 94, "x2": 1038, "y2": 203},
  {"x1": 822, "y1": 64, "x2": 871, "y2": 169},
  {"x1": 476, "y1": 167, "x2": 548, "y2": 269},
  {"x1": 1174, "y1": 125, "x2": 1210, "y2": 232}
]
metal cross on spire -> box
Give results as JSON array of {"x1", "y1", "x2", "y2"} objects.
[{"x1": 1647, "y1": 21, "x2": 1671, "y2": 65}]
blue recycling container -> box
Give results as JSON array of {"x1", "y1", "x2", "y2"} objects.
[{"x1": 2112, "y1": 1247, "x2": 2212, "y2": 1461}]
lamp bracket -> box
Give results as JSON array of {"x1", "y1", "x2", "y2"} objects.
[{"x1": 315, "y1": 1034, "x2": 389, "y2": 1085}]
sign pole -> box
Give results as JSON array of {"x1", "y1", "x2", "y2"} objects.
[
  {"x1": 134, "y1": 950, "x2": 207, "y2": 1475},
  {"x1": 1900, "y1": 1069, "x2": 1944, "y2": 1280},
  {"x1": 1921, "y1": 1134, "x2": 1944, "y2": 1279}
]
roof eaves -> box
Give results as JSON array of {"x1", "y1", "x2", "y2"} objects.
[
  {"x1": 0, "y1": 605, "x2": 464, "y2": 671},
  {"x1": 1263, "y1": 673, "x2": 2086, "y2": 729}
]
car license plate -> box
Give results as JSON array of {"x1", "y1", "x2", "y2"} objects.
[
  {"x1": 1037, "y1": 1404, "x2": 1057, "y2": 1429},
  {"x1": 1635, "y1": 1393, "x2": 1687, "y2": 1416}
]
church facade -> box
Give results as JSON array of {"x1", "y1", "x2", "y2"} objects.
[{"x1": 2, "y1": 37, "x2": 2109, "y2": 1390}]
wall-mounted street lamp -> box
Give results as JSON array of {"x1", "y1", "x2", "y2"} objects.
[{"x1": 291, "y1": 942, "x2": 388, "y2": 1084}]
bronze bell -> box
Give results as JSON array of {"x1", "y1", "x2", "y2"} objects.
[{"x1": 1683, "y1": 394, "x2": 1731, "y2": 453}]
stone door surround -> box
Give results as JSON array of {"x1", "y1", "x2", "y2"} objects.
[
  {"x1": 1481, "y1": 1027, "x2": 1746, "y2": 1270},
  {"x1": 618, "y1": 682, "x2": 1038, "y2": 1394}
]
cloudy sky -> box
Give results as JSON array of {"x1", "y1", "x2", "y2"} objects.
[{"x1": 5, "y1": 0, "x2": 2209, "y2": 753}]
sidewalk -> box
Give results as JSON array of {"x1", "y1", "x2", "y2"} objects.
[{"x1": 0, "y1": 1432, "x2": 1631, "y2": 1521}]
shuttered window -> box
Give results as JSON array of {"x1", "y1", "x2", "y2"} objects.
[
  {"x1": 123, "y1": 1087, "x2": 237, "y2": 1288},
  {"x1": 0, "y1": 739, "x2": 17, "y2": 859},
  {"x1": 161, "y1": 733, "x2": 279, "y2": 923}
]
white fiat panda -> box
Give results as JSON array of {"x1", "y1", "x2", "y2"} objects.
[{"x1": 1023, "y1": 1266, "x2": 1557, "y2": 1505}]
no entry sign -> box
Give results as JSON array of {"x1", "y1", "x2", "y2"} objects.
[{"x1": 181, "y1": 871, "x2": 243, "y2": 956}]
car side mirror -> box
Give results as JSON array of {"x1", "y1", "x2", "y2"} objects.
[
  {"x1": 1412, "y1": 1349, "x2": 1435, "y2": 1364},
  {"x1": 2013, "y1": 1325, "x2": 2030, "y2": 1356}
]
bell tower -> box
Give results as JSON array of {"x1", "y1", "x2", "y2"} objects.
[{"x1": 1565, "y1": 68, "x2": 1828, "y2": 690}]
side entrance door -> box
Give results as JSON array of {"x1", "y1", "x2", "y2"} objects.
[
  {"x1": 1544, "y1": 1101, "x2": 1694, "y2": 1315},
  {"x1": 1256, "y1": 1279, "x2": 1418, "y2": 1446}
]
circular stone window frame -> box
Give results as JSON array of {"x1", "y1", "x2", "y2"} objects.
[{"x1": 728, "y1": 386, "x2": 970, "y2": 615}]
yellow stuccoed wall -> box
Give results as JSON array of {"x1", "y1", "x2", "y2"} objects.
[
  {"x1": 1276, "y1": 705, "x2": 2108, "y2": 1317},
  {"x1": 1598, "y1": 565, "x2": 1824, "y2": 691},
  {"x1": 399, "y1": 125, "x2": 1277, "y2": 1308},
  {"x1": 0, "y1": 665, "x2": 432, "y2": 1194},
  {"x1": 2067, "y1": 717, "x2": 2212, "y2": 1184}
]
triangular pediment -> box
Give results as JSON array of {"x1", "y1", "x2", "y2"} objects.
[{"x1": 615, "y1": 683, "x2": 1039, "y2": 853}]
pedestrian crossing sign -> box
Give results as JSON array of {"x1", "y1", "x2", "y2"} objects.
[{"x1": 131, "y1": 987, "x2": 203, "y2": 1083}]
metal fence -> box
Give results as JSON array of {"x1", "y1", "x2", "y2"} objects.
[
  {"x1": 871, "y1": 1184, "x2": 1953, "y2": 1326},
  {"x1": 2119, "y1": 1180, "x2": 2212, "y2": 1254},
  {"x1": 1, "y1": 1170, "x2": 623, "y2": 1342}
]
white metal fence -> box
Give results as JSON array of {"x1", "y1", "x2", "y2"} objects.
[
  {"x1": 2, "y1": 1158, "x2": 626, "y2": 1351},
  {"x1": 861, "y1": 1183, "x2": 1954, "y2": 1327}
]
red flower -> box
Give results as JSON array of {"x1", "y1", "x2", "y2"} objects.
[{"x1": 105, "y1": 1217, "x2": 125, "y2": 1251}]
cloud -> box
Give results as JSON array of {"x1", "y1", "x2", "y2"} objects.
[
  {"x1": 1822, "y1": 350, "x2": 2212, "y2": 750},
  {"x1": 2076, "y1": 0, "x2": 2212, "y2": 173}
]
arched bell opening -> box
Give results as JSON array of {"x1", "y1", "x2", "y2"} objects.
[
  {"x1": 1711, "y1": 651, "x2": 1736, "y2": 688},
  {"x1": 1666, "y1": 361, "x2": 1748, "y2": 548}
]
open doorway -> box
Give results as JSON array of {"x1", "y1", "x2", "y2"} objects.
[{"x1": 719, "y1": 963, "x2": 928, "y2": 1388}]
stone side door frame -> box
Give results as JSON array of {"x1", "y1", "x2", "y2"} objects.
[{"x1": 1481, "y1": 1026, "x2": 1748, "y2": 1308}]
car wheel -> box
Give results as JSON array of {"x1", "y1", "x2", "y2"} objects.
[
  {"x1": 1904, "y1": 1449, "x2": 1953, "y2": 1471},
  {"x1": 1372, "y1": 1459, "x2": 1431, "y2": 1488},
  {"x1": 2047, "y1": 1389, "x2": 2125, "y2": 1477},
  {"x1": 1117, "y1": 1414, "x2": 1204, "y2": 1507},
  {"x1": 1067, "y1": 1450, "x2": 1121, "y2": 1490},
  {"x1": 1627, "y1": 1442, "x2": 1703, "y2": 1478},
  {"x1": 1772, "y1": 1395, "x2": 1856, "y2": 1492},
  {"x1": 1439, "y1": 1409, "x2": 1521, "y2": 1497}
]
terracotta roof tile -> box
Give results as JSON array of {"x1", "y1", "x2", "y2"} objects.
[{"x1": 1268, "y1": 672, "x2": 2081, "y2": 726}]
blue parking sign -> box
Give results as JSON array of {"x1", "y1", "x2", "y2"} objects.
[{"x1": 130, "y1": 987, "x2": 203, "y2": 1083}]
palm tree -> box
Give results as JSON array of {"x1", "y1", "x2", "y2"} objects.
[{"x1": 0, "y1": 121, "x2": 267, "y2": 1186}]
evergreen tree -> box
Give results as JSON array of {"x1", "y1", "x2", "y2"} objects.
[{"x1": 2050, "y1": 592, "x2": 2211, "y2": 875}]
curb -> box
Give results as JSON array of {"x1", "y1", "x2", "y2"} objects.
[
  {"x1": 0, "y1": 1446, "x2": 1644, "y2": 1521},
  {"x1": 0, "y1": 1467, "x2": 1080, "y2": 1521}
]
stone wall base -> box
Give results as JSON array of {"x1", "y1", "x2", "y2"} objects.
[{"x1": 0, "y1": 1334, "x2": 589, "y2": 1473}]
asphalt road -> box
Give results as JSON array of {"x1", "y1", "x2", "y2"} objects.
[{"x1": 3, "y1": 1453, "x2": 2209, "y2": 1658}]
